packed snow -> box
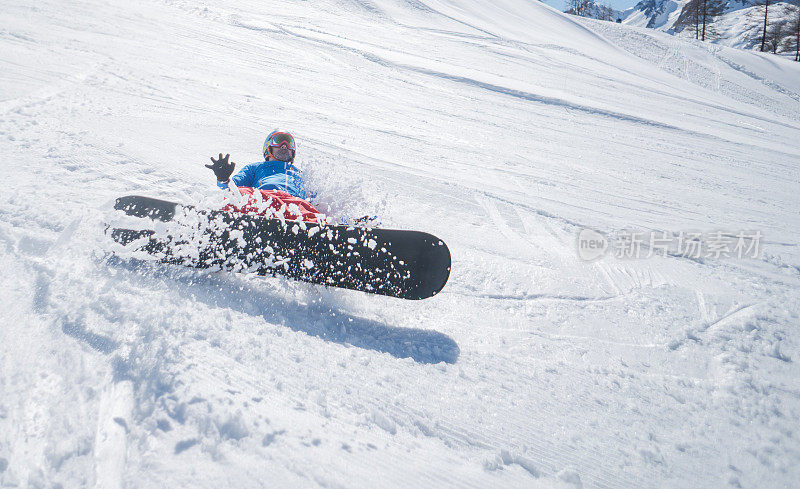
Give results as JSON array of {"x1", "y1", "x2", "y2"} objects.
[{"x1": 1, "y1": 0, "x2": 799, "y2": 488}]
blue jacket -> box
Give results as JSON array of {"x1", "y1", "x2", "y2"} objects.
[{"x1": 217, "y1": 160, "x2": 307, "y2": 199}]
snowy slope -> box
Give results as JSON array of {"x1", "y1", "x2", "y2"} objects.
[{"x1": 2, "y1": 0, "x2": 800, "y2": 488}]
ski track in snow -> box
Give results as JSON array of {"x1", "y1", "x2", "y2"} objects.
[{"x1": 1, "y1": 0, "x2": 800, "y2": 488}]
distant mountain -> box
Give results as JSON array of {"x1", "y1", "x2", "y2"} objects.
[
  {"x1": 618, "y1": 0, "x2": 799, "y2": 55},
  {"x1": 621, "y1": 0, "x2": 683, "y2": 29}
]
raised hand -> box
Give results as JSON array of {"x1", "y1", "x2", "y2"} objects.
[{"x1": 205, "y1": 153, "x2": 235, "y2": 182}]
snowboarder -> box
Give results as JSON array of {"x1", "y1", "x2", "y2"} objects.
[
  {"x1": 205, "y1": 130, "x2": 322, "y2": 222},
  {"x1": 111, "y1": 130, "x2": 450, "y2": 298}
]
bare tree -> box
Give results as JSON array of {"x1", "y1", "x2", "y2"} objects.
[
  {"x1": 565, "y1": 0, "x2": 617, "y2": 20},
  {"x1": 789, "y1": 1, "x2": 800, "y2": 61},
  {"x1": 567, "y1": 0, "x2": 593, "y2": 17},
  {"x1": 748, "y1": 0, "x2": 774, "y2": 51},
  {"x1": 675, "y1": 0, "x2": 726, "y2": 41},
  {"x1": 703, "y1": 0, "x2": 727, "y2": 41},
  {"x1": 748, "y1": 1, "x2": 799, "y2": 56},
  {"x1": 762, "y1": 0, "x2": 771, "y2": 51},
  {"x1": 596, "y1": 4, "x2": 616, "y2": 20},
  {"x1": 768, "y1": 17, "x2": 786, "y2": 52},
  {"x1": 774, "y1": 2, "x2": 800, "y2": 58},
  {"x1": 674, "y1": 0, "x2": 702, "y2": 39}
]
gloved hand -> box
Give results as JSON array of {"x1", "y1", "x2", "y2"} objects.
[{"x1": 205, "y1": 153, "x2": 235, "y2": 182}]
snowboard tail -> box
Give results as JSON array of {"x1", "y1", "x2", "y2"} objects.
[{"x1": 110, "y1": 196, "x2": 450, "y2": 300}]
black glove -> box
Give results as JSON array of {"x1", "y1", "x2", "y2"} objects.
[{"x1": 205, "y1": 153, "x2": 235, "y2": 182}]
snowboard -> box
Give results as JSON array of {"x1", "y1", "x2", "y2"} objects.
[{"x1": 109, "y1": 195, "x2": 451, "y2": 300}]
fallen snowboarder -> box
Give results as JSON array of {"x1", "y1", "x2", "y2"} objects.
[
  {"x1": 205, "y1": 130, "x2": 323, "y2": 223},
  {"x1": 108, "y1": 130, "x2": 451, "y2": 299}
]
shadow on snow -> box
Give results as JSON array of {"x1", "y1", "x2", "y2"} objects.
[{"x1": 107, "y1": 257, "x2": 460, "y2": 364}]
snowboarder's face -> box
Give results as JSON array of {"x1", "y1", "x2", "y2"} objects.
[{"x1": 269, "y1": 145, "x2": 293, "y2": 162}]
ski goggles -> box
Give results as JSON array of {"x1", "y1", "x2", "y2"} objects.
[{"x1": 266, "y1": 132, "x2": 295, "y2": 150}]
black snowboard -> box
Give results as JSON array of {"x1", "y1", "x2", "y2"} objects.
[{"x1": 109, "y1": 195, "x2": 450, "y2": 300}]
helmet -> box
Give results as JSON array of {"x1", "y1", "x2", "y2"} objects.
[{"x1": 263, "y1": 131, "x2": 296, "y2": 161}]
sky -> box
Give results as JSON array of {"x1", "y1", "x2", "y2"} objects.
[{"x1": 543, "y1": 0, "x2": 640, "y2": 11}]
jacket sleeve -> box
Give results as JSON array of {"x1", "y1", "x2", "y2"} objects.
[{"x1": 217, "y1": 163, "x2": 255, "y2": 189}]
